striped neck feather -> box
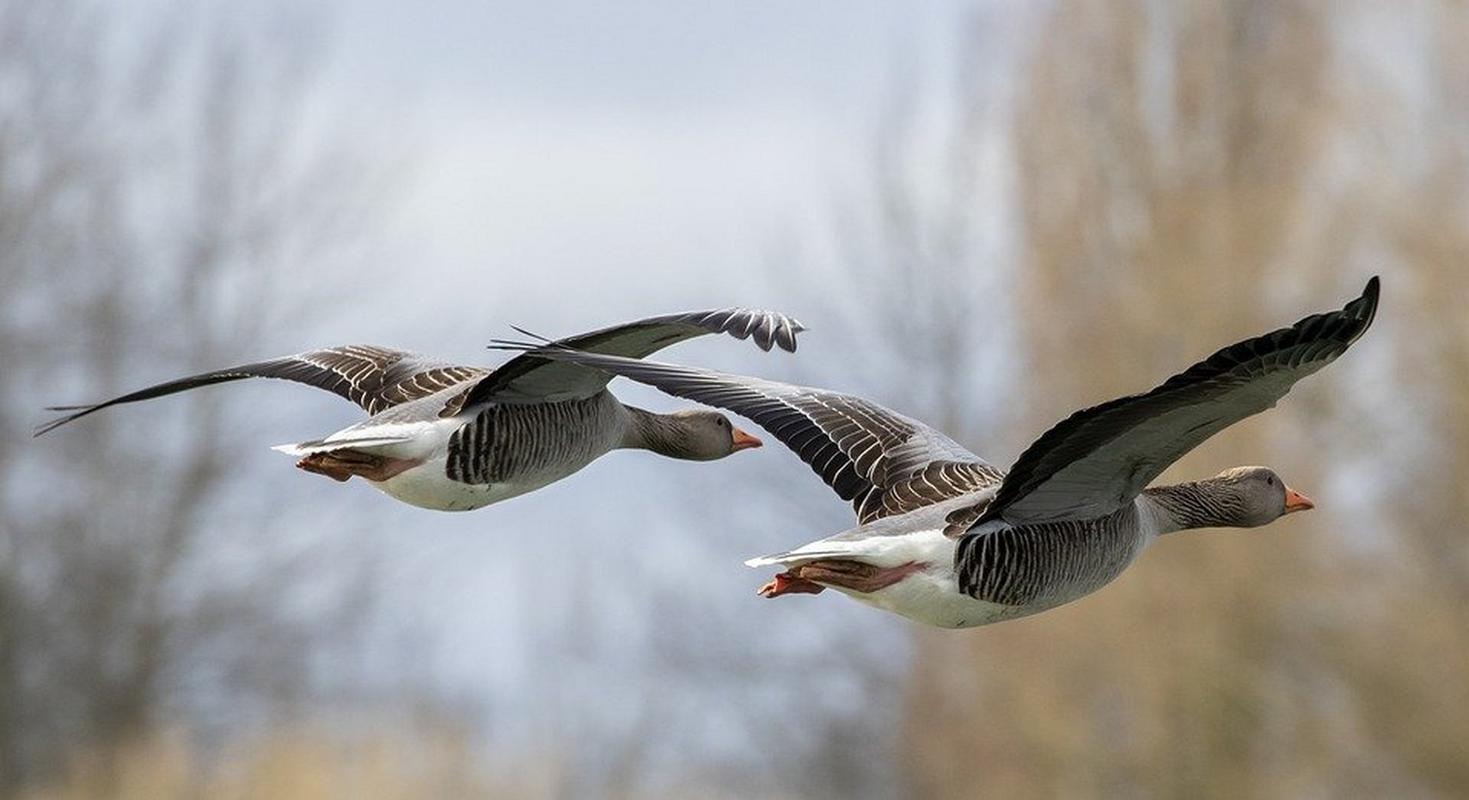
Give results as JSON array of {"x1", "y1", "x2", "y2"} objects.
[
  {"x1": 622, "y1": 406, "x2": 704, "y2": 460},
  {"x1": 1142, "y1": 480, "x2": 1251, "y2": 533}
]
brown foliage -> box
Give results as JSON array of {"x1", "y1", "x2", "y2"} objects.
[{"x1": 18, "y1": 723, "x2": 550, "y2": 800}]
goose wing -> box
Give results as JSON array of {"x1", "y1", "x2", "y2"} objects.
[
  {"x1": 505, "y1": 346, "x2": 1003, "y2": 523},
  {"x1": 975, "y1": 277, "x2": 1380, "y2": 528},
  {"x1": 453, "y1": 308, "x2": 805, "y2": 411},
  {"x1": 36, "y1": 346, "x2": 486, "y2": 436}
]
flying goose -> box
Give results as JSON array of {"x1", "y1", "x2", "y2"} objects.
[
  {"x1": 36, "y1": 309, "x2": 804, "y2": 512},
  {"x1": 509, "y1": 279, "x2": 1379, "y2": 627}
]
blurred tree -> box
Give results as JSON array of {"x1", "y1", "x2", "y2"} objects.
[
  {"x1": 0, "y1": 1, "x2": 384, "y2": 792},
  {"x1": 894, "y1": 1, "x2": 1469, "y2": 797}
]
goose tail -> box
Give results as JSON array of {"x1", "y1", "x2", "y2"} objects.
[
  {"x1": 745, "y1": 535, "x2": 895, "y2": 569},
  {"x1": 746, "y1": 549, "x2": 858, "y2": 569},
  {"x1": 271, "y1": 434, "x2": 415, "y2": 458}
]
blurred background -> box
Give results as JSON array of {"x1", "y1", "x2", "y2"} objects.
[{"x1": 2, "y1": 0, "x2": 1465, "y2": 797}]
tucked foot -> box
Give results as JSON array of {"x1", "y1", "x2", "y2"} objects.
[
  {"x1": 297, "y1": 454, "x2": 353, "y2": 481},
  {"x1": 773, "y1": 559, "x2": 924, "y2": 595},
  {"x1": 758, "y1": 572, "x2": 827, "y2": 598},
  {"x1": 295, "y1": 449, "x2": 419, "y2": 483}
]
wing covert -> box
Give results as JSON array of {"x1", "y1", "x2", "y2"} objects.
[{"x1": 511, "y1": 346, "x2": 1003, "y2": 523}]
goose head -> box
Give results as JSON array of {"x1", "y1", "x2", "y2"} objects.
[
  {"x1": 659, "y1": 409, "x2": 763, "y2": 460},
  {"x1": 1203, "y1": 465, "x2": 1314, "y2": 527}
]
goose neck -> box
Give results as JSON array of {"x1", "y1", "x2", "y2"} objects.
[
  {"x1": 1141, "y1": 481, "x2": 1237, "y2": 534},
  {"x1": 622, "y1": 405, "x2": 695, "y2": 459}
]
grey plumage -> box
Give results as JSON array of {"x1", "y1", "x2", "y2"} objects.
[
  {"x1": 36, "y1": 307, "x2": 803, "y2": 513},
  {"x1": 476, "y1": 346, "x2": 1005, "y2": 522},
  {"x1": 946, "y1": 280, "x2": 1377, "y2": 605},
  {"x1": 36, "y1": 308, "x2": 806, "y2": 436},
  {"x1": 976, "y1": 276, "x2": 1380, "y2": 528},
  {"x1": 446, "y1": 392, "x2": 626, "y2": 486},
  {"x1": 1142, "y1": 481, "x2": 1246, "y2": 530},
  {"x1": 34, "y1": 346, "x2": 486, "y2": 435},
  {"x1": 954, "y1": 470, "x2": 1290, "y2": 607},
  {"x1": 468, "y1": 308, "x2": 804, "y2": 408},
  {"x1": 955, "y1": 507, "x2": 1142, "y2": 607},
  {"x1": 528, "y1": 279, "x2": 1380, "y2": 628}
]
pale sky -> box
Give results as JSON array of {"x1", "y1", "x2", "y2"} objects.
[{"x1": 306, "y1": 1, "x2": 977, "y2": 346}]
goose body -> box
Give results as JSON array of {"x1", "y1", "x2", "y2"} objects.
[
  {"x1": 750, "y1": 494, "x2": 1009, "y2": 629},
  {"x1": 38, "y1": 309, "x2": 802, "y2": 512},
  {"x1": 296, "y1": 389, "x2": 635, "y2": 511},
  {"x1": 744, "y1": 489, "x2": 1167, "y2": 628},
  {"x1": 520, "y1": 279, "x2": 1379, "y2": 627},
  {"x1": 745, "y1": 485, "x2": 1245, "y2": 628}
]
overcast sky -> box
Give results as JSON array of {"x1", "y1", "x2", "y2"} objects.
[{"x1": 291, "y1": 1, "x2": 978, "y2": 347}]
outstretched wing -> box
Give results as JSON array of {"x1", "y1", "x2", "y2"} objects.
[
  {"x1": 976, "y1": 276, "x2": 1380, "y2": 528},
  {"x1": 453, "y1": 308, "x2": 805, "y2": 410},
  {"x1": 35, "y1": 345, "x2": 486, "y2": 436},
  {"x1": 507, "y1": 346, "x2": 1003, "y2": 523}
]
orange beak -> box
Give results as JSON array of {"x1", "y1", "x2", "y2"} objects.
[
  {"x1": 1283, "y1": 487, "x2": 1315, "y2": 514},
  {"x1": 730, "y1": 426, "x2": 763, "y2": 452}
]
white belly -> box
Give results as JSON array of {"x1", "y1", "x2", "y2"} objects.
[
  {"x1": 302, "y1": 391, "x2": 628, "y2": 512},
  {"x1": 842, "y1": 570, "x2": 1037, "y2": 629},
  {"x1": 368, "y1": 452, "x2": 588, "y2": 512}
]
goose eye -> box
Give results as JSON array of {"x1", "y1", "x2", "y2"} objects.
[{"x1": 1266, "y1": 476, "x2": 1275, "y2": 486}]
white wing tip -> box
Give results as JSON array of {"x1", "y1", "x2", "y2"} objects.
[
  {"x1": 744, "y1": 555, "x2": 782, "y2": 568},
  {"x1": 271, "y1": 442, "x2": 308, "y2": 456}
]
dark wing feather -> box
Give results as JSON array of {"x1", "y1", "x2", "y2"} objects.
[
  {"x1": 35, "y1": 345, "x2": 487, "y2": 436},
  {"x1": 508, "y1": 347, "x2": 1003, "y2": 523},
  {"x1": 978, "y1": 276, "x2": 1380, "y2": 527},
  {"x1": 455, "y1": 308, "x2": 804, "y2": 411}
]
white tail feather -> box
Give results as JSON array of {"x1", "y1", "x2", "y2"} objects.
[
  {"x1": 271, "y1": 435, "x2": 415, "y2": 457},
  {"x1": 746, "y1": 526, "x2": 954, "y2": 570},
  {"x1": 745, "y1": 549, "x2": 855, "y2": 568}
]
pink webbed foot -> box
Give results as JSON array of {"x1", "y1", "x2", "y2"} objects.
[
  {"x1": 296, "y1": 455, "x2": 353, "y2": 482},
  {"x1": 295, "y1": 450, "x2": 419, "y2": 483},
  {"x1": 757, "y1": 572, "x2": 827, "y2": 598}
]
